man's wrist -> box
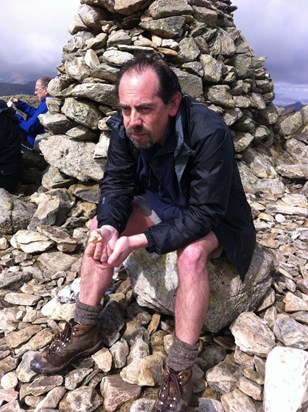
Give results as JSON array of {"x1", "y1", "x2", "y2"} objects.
[
  {"x1": 99, "y1": 225, "x2": 119, "y2": 237},
  {"x1": 129, "y1": 233, "x2": 148, "y2": 250}
]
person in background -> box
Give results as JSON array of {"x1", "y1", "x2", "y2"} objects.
[
  {"x1": 8, "y1": 76, "x2": 51, "y2": 149},
  {"x1": 31, "y1": 53, "x2": 256, "y2": 412},
  {"x1": 0, "y1": 100, "x2": 22, "y2": 193}
]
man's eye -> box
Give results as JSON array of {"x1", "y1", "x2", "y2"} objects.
[
  {"x1": 122, "y1": 108, "x2": 130, "y2": 115},
  {"x1": 140, "y1": 107, "x2": 151, "y2": 114}
]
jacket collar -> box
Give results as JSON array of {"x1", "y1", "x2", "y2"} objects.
[{"x1": 174, "y1": 94, "x2": 194, "y2": 157}]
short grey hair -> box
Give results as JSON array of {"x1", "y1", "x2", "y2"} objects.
[{"x1": 38, "y1": 76, "x2": 51, "y2": 90}]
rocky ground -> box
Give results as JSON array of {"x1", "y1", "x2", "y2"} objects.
[{"x1": 0, "y1": 108, "x2": 307, "y2": 412}]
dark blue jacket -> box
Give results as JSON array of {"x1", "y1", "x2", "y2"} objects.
[
  {"x1": 0, "y1": 102, "x2": 22, "y2": 193},
  {"x1": 98, "y1": 94, "x2": 256, "y2": 279},
  {"x1": 15, "y1": 98, "x2": 48, "y2": 147}
]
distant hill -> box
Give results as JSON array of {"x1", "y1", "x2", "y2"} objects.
[
  {"x1": 0, "y1": 81, "x2": 36, "y2": 97},
  {"x1": 283, "y1": 101, "x2": 305, "y2": 112}
]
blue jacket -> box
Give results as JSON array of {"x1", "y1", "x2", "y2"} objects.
[
  {"x1": 15, "y1": 97, "x2": 48, "y2": 147},
  {"x1": 98, "y1": 94, "x2": 256, "y2": 279}
]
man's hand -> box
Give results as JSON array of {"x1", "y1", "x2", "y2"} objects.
[
  {"x1": 85, "y1": 225, "x2": 119, "y2": 269},
  {"x1": 106, "y1": 236, "x2": 134, "y2": 267},
  {"x1": 85, "y1": 227, "x2": 149, "y2": 270},
  {"x1": 8, "y1": 97, "x2": 18, "y2": 105},
  {"x1": 107, "y1": 233, "x2": 149, "y2": 267}
]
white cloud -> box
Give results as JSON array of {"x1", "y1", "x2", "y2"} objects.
[
  {"x1": 1, "y1": 0, "x2": 308, "y2": 104},
  {"x1": 233, "y1": 0, "x2": 308, "y2": 103},
  {"x1": 0, "y1": 0, "x2": 79, "y2": 80}
]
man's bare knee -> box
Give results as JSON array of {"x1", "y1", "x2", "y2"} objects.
[{"x1": 177, "y1": 231, "x2": 220, "y2": 265}]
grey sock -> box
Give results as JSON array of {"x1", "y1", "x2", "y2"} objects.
[
  {"x1": 167, "y1": 335, "x2": 199, "y2": 372},
  {"x1": 74, "y1": 299, "x2": 102, "y2": 326}
]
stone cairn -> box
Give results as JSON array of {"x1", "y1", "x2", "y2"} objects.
[{"x1": 0, "y1": 0, "x2": 307, "y2": 411}]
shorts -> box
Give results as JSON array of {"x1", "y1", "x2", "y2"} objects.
[
  {"x1": 133, "y1": 195, "x2": 161, "y2": 225},
  {"x1": 133, "y1": 194, "x2": 223, "y2": 258}
]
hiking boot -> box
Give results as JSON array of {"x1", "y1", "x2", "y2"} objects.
[
  {"x1": 152, "y1": 367, "x2": 193, "y2": 412},
  {"x1": 30, "y1": 320, "x2": 101, "y2": 375}
]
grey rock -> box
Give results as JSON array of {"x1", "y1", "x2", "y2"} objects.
[
  {"x1": 61, "y1": 97, "x2": 102, "y2": 129},
  {"x1": 206, "y1": 85, "x2": 234, "y2": 108},
  {"x1": 38, "y1": 113, "x2": 76, "y2": 134},
  {"x1": 107, "y1": 29, "x2": 132, "y2": 47},
  {"x1": 34, "y1": 386, "x2": 66, "y2": 411},
  {"x1": 38, "y1": 135, "x2": 105, "y2": 182},
  {"x1": 280, "y1": 111, "x2": 303, "y2": 137},
  {"x1": 172, "y1": 68, "x2": 203, "y2": 99},
  {"x1": 110, "y1": 339, "x2": 129, "y2": 369},
  {"x1": 100, "y1": 374, "x2": 141, "y2": 411},
  {"x1": 100, "y1": 301, "x2": 126, "y2": 347},
  {"x1": 65, "y1": 125, "x2": 98, "y2": 141},
  {"x1": 139, "y1": 17, "x2": 186, "y2": 39},
  {"x1": 41, "y1": 297, "x2": 75, "y2": 322},
  {"x1": 114, "y1": 0, "x2": 147, "y2": 15},
  {"x1": 41, "y1": 166, "x2": 76, "y2": 190},
  {"x1": 64, "y1": 59, "x2": 91, "y2": 83},
  {"x1": 210, "y1": 29, "x2": 236, "y2": 56},
  {"x1": 192, "y1": 6, "x2": 218, "y2": 27},
  {"x1": 199, "y1": 398, "x2": 225, "y2": 412},
  {"x1": 206, "y1": 360, "x2": 242, "y2": 394},
  {"x1": 37, "y1": 251, "x2": 79, "y2": 272},
  {"x1": 273, "y1": 317, "x2": 308, "y2": 350},
  {"x1": 92, "y1": 348, "x2": 112, "y2": 372},
  {"x1": 176, "y1": 37, "x2": 200, "y2": 63},
  {"x1": 230, "y1": 312, "x2": 276, "y2": 357},
  {"x1": 64, "y1": 368, "x2": 93, "y2": 390},
  {"x1": 103, "y1": 50, "x2": 134, "y2": 66},
  {"x1": 59, "y1": 386, "x2": 102, "y2": 412},
  {"x1": 276, "y1": 162, "x2": 308, "y2": 180},
  {"x1": 78, "y1": 4, "x2": 108, "y2": 31},
  {"x1": 263, "y1": 347, "x2": 308, "y2": 412},
  {"x1": 149, "y1": 0, "x2": 193, "y2": 19},
  {"x1": 221, "y1": 388, "x2": 258, "y2": 412},
  {"x1": 71, "y1": 83, "x2": 117, "y2": 108},
  {"x1": 37, "y1": 226, "x2": 78, "y2": 253},
  {"x1": 200, "y1": 54, "x2": 222, "y2": 82},
  {"x1": 24, "y1": 375, "x2": 64, "y2": 397},
  {"x1": 0, "y1": 189, "x2": 36, "y2": 236}
]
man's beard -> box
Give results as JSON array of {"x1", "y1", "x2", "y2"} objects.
[{"x1": 126, "y1": 125, "x2": 154, "y2": 149}]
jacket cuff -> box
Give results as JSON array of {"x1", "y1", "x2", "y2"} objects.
[
  {"x1": 144, "y1": 229, "x2": 157, "y2": 253},
  {"x1": 97, "y1": 219, "x2": 124, "y2": 233}
]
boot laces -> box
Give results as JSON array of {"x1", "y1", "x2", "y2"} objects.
[
  {"x1": 49, "y1": 321, "x2": 73, "y2": 354},
  {"x1": 157, "y1": 370, "x2": 182, "y2": 410}
]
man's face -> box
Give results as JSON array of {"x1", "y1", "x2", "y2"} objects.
[
  {"x1": 119, "y1": 68, "x2": 181, "y2": 148},
  {"x1": 35, "y1": 80, "x2": 47, "y2": 101}
]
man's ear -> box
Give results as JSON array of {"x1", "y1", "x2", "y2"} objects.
[{"x1": 168, "y1": 92, "x2": 182, "y2": 117}]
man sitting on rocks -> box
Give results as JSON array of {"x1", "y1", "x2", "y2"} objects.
[
  {"x1": 31, "y1": 53, "x2": 256, "y2": 412},
  {"x1": 8, "y1": 76, "x2": 51, "y2": 149}
]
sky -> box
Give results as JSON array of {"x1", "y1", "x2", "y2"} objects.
[
  {"x1": 232, "y1": 0, "x2": 308, "y2": 105},
  {"x1": 0, "y1": 0, "x2": 80, "y2": 83},
  {"x1": 1, "y1": 0, "x2": 307, "y2": 106}
]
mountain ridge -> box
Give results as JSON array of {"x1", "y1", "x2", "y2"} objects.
[{"x1": 0, "y1": 81, "x2": 36, "y2": 97}]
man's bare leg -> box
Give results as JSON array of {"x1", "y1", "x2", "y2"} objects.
[
  {"x1": 152, "y1": 233, "x2": 220, "y2": 411},
  {"x1": 79, "y1": 203, "x2": 154, "y2": 306},
  {"x1": 30, "y1": 204, "x2": 155, "y2": 375},
  {"x1": 175, "y1": 231, "x2": 220, "y2": 344}
]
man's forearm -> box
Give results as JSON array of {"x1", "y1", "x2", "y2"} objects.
[{"x1": 128, "y1": 233, "x2": 149, "y2": 250}]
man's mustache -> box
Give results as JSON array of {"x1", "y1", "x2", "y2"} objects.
[{"x1": 126, "y1": 125, "x2": 150, "y2": 135}]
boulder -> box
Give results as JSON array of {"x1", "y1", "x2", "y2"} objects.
[{"x1": 124, "y1": 243, "x2": 274, "y2": 333}]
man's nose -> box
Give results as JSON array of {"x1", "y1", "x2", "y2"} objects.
[{"x1": 129, "y1": 110, "x2": 142, "y2": 126}]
